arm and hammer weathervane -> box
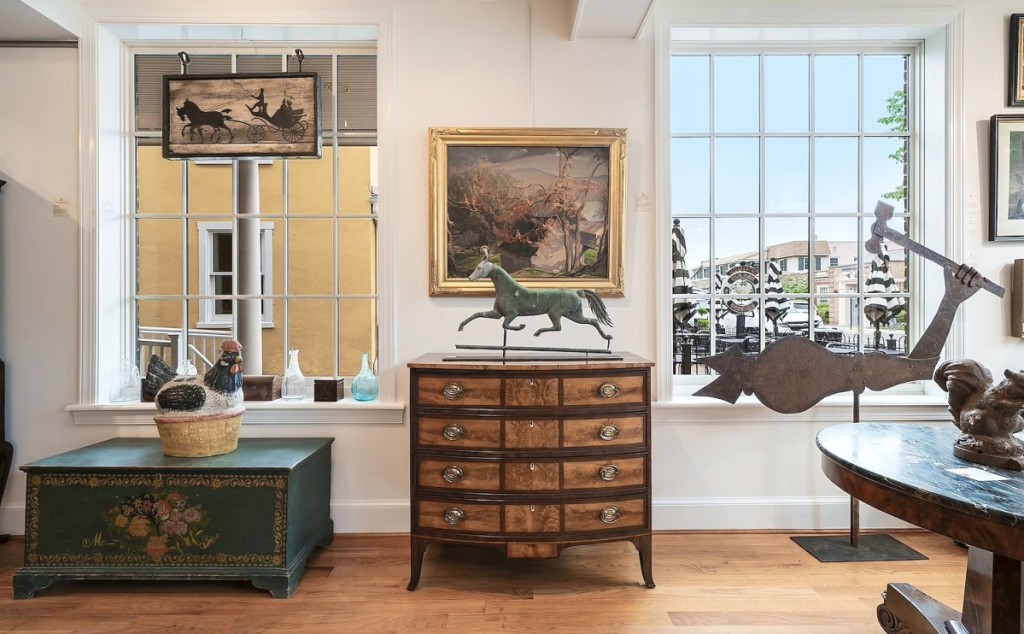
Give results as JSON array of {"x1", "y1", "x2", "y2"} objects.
[{"x1": 695, "y1": 201, "x2": 1005, "y2": 414}]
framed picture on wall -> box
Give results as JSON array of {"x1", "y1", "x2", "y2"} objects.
[
  {"x1": 429, "y1": 127, "x2": 627, "y2": 297},
  {"x1": 162, "y1": 72, "x2": 322, "y2": 159},
  {"x1": 1010, "y1": 14, "x2": 1024, "y2": 106},
  {"x1": 989, "y1": 114, "x2": 1024, "y2": 240}
]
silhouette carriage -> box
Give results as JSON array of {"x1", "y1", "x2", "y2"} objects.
[{"x1": 245, "y1": 91, "x2": 308, "y2": 143}]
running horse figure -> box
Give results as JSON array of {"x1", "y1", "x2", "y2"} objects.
[
  {"x1": 176, "y1": 99, "x2": 234, "y2": 143},
  {"x1": 458, "y1": 247, "x2": 614, "y2": 342}
]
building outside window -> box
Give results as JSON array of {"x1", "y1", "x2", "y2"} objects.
[{"x1": 670, "y1": 48, "x2": 912, "y2": 379}]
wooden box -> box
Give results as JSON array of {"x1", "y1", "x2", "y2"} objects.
[
  {"x1": 314, "y1": 378, "x2": 345, "y2": 402},
  {"x1": 15, "y1": 437, "x2": 334, "y2": 599},
  {"x1": 243, "y1": 375, "x2": 282, "y2": 401}
]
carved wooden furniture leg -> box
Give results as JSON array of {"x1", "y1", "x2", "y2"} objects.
[
  {"x1": 960, "y1": 547, "x2": 1023, "y2": 634},
  {"x1": 876, "y1": 583, "x2": 961, "y2": 634},
  {"x1": 407, "y1": 536, "x2": 428, "y2": 591}
]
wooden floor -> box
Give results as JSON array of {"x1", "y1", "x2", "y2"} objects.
[{"x1": 0, "y1": 531, "x2": 966, "y2": 633}]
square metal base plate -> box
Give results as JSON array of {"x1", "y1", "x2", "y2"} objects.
[{"x1": 791, "y1": 534, "x2": 928, "y2": 563}]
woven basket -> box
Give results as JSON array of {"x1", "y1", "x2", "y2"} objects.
[{"x1": 154, "y1": 410, "x2": 243, "y2": 457}]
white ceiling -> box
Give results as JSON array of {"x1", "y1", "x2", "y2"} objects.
[
  {"x1": 0, "y1": 0, "x2": 75, "y2": 43},
  {"x1": 0, "y1": 0, "x2": 653, "y2": 45}
]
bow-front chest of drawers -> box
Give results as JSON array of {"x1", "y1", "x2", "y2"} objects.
[{"x1": 407, "y1": 353, "x2": 654, "y2": 590}]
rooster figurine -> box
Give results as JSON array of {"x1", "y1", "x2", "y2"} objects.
[
  {"x1": 144, "y1": 341, "x2": 245, "y2": 457},
  {"x1": 934, "y1": 359, "x2": 1024, "y2": 470}
]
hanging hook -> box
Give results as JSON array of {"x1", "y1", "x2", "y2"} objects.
[
  {"x1": 178, "y1": 51, "x2": 191, "y2": 75},
  {"x1": 294, "y1": 48, "x2": 305, "y2": 72}
]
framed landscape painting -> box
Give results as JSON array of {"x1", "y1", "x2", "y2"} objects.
[
  {"x1": 163, "y1": 72, "x2": 321, "y2": 159},
  {"x1": 989, "y1": 114, "x2": 1024, "y2": 240},
  {"x1": 429, "y1": 127, "x2": 626, "y2": 296}
]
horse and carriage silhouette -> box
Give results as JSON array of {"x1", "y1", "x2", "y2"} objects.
[{"x1": 174, "y1": 86, "x2": 309, "y2": 144}]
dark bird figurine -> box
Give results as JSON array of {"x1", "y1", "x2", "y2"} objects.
[
  {"x1": 934, "y1": 359, "x2": 1024, "y2": 470},
  {"x1": 145, "y1": 340, "x2": 245, "y2": 418}
]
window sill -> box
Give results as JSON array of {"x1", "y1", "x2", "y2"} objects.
[
  {"x1": 67, "y1": 399, "x2": 406, "y2": 426},
  {"x1": 653, "y1": 392, "x2": 949, "y2": 424}
]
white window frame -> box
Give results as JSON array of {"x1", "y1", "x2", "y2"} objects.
[
  {"x1": 70, "y1": 6, "x2": 402, "y2": 425},
  {"x1": 654, "y1": 7, "x2": 965, "y2": 421},
  {"x1": 197, "y1": 221, "x2": 274, "y2": 329}
]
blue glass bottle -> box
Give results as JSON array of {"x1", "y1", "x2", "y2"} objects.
[{"x1": 351, "y1": 352, "x2": 379, "y2": 401}]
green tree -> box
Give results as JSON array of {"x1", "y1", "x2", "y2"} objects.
[{"x1": 878, "y1": 90, "x2": 907, "y2": 202}]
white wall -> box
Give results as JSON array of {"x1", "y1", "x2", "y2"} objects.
[{"x1": 1, "y1": 0, "x2": 1022, "y2": 536}]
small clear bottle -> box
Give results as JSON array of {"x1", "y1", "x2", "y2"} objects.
[
  {"x1": 351, "y1": 352, "x2": 379, "y2": 401},
  {"x1": 282, "y1": 349, "x2": 307, "y2": 400}
]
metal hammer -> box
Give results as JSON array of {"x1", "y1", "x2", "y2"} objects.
[{"x1": 866, "y1": 200, "x2": 1005, "y2": 299}]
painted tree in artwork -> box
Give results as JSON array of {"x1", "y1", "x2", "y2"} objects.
[
  {"x1": 447, "y1": 169, "x2": 550, "y2": 272},
  {"x1": 530, "y1": 148, "x2": 609, "y2": 276}
]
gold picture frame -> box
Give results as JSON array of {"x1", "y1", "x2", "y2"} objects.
[{"x1": 429, "y1": 127, "x2": 626, "y2": 297}]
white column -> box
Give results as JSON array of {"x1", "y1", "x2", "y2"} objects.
[{"x1": 237, "y1": 159, "x2": 263, "y2": 375}]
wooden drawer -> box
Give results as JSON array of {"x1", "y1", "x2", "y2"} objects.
[
  {"x1": 564, "y1": 497, "x2": 646, "y2": 532},
  {"x1": 563, "y1": 457, "x2": 646, "y2": 490},
  {"x1": 503, "y1": 504, "x2": 561, "y2": 533},
  {"x1": 417, "y1": 376, "x2": 501, "y2": 407},
  {"x1": 504, "y1": 418, "x2": 559, "y2": 449},
  {"x1": 504, "y1": 377, "x2": 559, "y2": 406},
  {"x1": 563, "y1": 416, "x2": 645, "y2": 448},
  {"x1": 563, "y1": 374, "x2": 645, "y2": 406},
  {"x1": 417, "y1": 417, "x2": 500, "y2": 448},
  {"x1": 417, "y1": 500, "x2": 500, "y2": 533},
  {"x1": 503, "y1": 461, "x2": 560, "y2": 491},
  {"x1": 417, "y1": 458, "x2": 500, "y2": 491}
]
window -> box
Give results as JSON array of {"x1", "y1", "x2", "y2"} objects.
[
  {"x1": 197, "y1": 222, "x2": 274, "y2": 328},
  {"x1": 670, "y1": 48, "x2": 913, "y2": 379},
  {"x1": 659, "y1": 11, "x2": 962, "y2": 407},
  {"x1": 133, "y1": 50, "x2": 378, "y2": 384},
  {"x1": 72, "y1": 10, "x2": 399, "y2": 425}
]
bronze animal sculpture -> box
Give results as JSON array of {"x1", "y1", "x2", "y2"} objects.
[
  {"x1": 934, "y1": 359, "x2": 1024, "y2": 470},
  {"x1": 458, "y1": 248, "x2": 613, "y2": 342}
]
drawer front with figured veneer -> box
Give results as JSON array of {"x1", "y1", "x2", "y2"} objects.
[
  {"x1": 416, "y1": 417, "x2": 500, "y2": 449},
  {"x1": 562, "y1": 416, "x2": 645, "y2": 448},
  {"x1": 503, "y1": 461, "x2": 560, "y2": 491},
  {"x1": 563, "y1": 374, "x2": 645, "y2": 406},
  {"x1": 416, "y1": 458, "x2": 500, "y2": 491},
  {"x1": 564, "y1": 497, "x2": 646, "y2": 532},
  {"x1": 417, "y1": 376, "x2": 501, "y2": 407},
  {"x1": 504, "y1": 504, "x2": 561, "y2": 533},
  {"x1": 417, "y1": 500, "x2": 500, "y2": 533},
  {"x1": 563, "y1": 457, "x2": 646, "y2": 490},
  {"x1": 504, "y1": 419, "x2": 559, "y2": 449},
  {"x1": 504, "y1": 377, "x2": 559, "y2": 406}
]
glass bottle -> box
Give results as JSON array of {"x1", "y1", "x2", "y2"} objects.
[
  {"x1": 282, "y1": 349, "x2": 306, "y2": 400},
  {"x1": 351, "y1": 352, "x2": 379, "y2": 401}
]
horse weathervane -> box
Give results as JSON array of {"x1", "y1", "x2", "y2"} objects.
[{"x1": 454, "y1": 247, "x2": 618, "y2": 360}]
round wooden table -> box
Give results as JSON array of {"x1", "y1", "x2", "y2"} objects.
[{"x1": 817, "y1": 423, "x2": 1024, "y2": 634}]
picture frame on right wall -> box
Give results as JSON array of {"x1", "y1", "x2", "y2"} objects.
[
  {"x1": 989, "y1": 114, "x2": 1024, "y2": 241},
  {"x1": 1010, "y1": 14, "x2": 1024, "y2": 106}
]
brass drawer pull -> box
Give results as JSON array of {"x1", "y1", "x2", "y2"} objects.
[
  {"x1": 600, "y1": 506, "x2": 621, "y2": 524},
  {"x1": 442, "y1": 465, "x2": 464, "y2": 483},
  {"x1": 598, "y1": 382, "x2": 620, "y2": 398},
  {"x1": 442, "y1": 423, "x2": 465, "y2": 441},
  {"x1": 442, "y1": 382, "x2": 465, "y2": 400},
  {"x1": 598, "y1": 424, "x2": 620, "y2": 441},
  {"x1": 599, "y1": 465, "x2": 620, "y2": 481},
  {"x1": 443, "y1": 507, "x2": 466, "y2": 525}
]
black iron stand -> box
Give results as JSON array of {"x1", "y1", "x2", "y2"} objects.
[
  {"x1": 791, "y1": 392, "x2": 926, "y2": 563},
  {"x1": 0, "y1": 359, "x2": 11, "y2": 543}
]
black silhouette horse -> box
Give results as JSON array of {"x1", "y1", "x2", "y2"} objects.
[{"x1": 176, "y1": 99, "x2": 234, "y2": 143}]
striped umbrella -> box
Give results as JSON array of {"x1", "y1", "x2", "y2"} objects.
[
  {"x1": 864, "y1": 241, "x2": 905, "y2": 348},
  {"x1": 671, "y1": 220, "x2": 698, "y2": 329},
  {"x1": 762, "y1": 258, "x2": 790, "y2": 335}
]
